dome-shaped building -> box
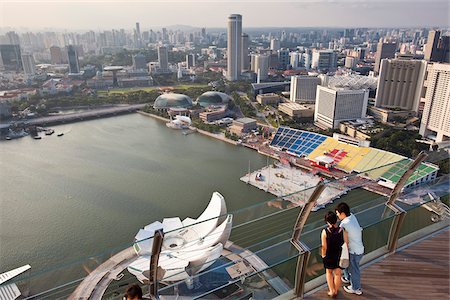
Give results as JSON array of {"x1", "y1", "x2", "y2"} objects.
[
  {"x1": 196, "y1": 91, "x2": 232, "y2": 108},
  {"x1": 153, "y1": 93, "x2": 193, "y2": 110}
]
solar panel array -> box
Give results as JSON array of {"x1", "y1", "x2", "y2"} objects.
[{"x1": 270, "y1": 127, "x2": 327, "y2": 157}]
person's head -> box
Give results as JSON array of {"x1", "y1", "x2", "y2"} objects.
[
  {"x1": 335, "y1": 202, "x2": 350, "y2": 220},
  {"x1": 324, "y1": 211, "x2": 338, "y2": 226},
  {"x1": 125, "y1": 284, "x2": 142, "y2": 300}
]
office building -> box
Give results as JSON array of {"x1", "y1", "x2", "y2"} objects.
[
  {"x1": 345, "y1": 56, "x2": 356, "y2": 69},
  {"x1": 375, "y1": 58, "x2": 427, "y2": 112},
  {"x1": 270, "y1": 39, "x2": 281, "y2": 51},
  {"x1": 279, "y1": 103, "x2": 314, "y2": 118},
  {"x1": 252, "y1": 54, "x2": 269, "y2": 82},
  {"x1": 419, "y1": 63, "x2": 450, "y2": 143},
  {"x1": 135, "y1": 22, "x2": 141, "y2": 47},
  {"x1": 226, "y1": 14, "x2": 242, "y2": 81},
  {"x1": 314, "y1": 86, "x2": 369, "y2": 129},
  {"x1": 290, "y1": 52, "x2": 301, "y2": 69},
  {"x1": 67, "y1": 45, "x2": 80, "y2": 74},
  {"x1": 374, "y1": 42, "x2": 397, "y2": 74},
  {"x1": 424, "y1": 30, "x2": 450, "y2": 63},
  {"x1": 158, "y1": 46, "x2": 169, "y2": 72},
  {"x1": 256, "y1": 93, "x2": 280, "y2": 105},
  {"x1": 241, "y1": 33, "x2": 250, "y2": 71},
  {"x1": 289, "y1": 76, "x2": 321, "y2": 103},
  {"x1": 186, "y1": 54, "x2": 196, "y2": 69},
  {"x1": 277, "y1": 49, "x2": 290, "y2": 69},
  {"x1": 132, "y1": 53, "x2": 147, "y2": 70},
  {"x1": 311, "y1": 50, "x2": 337, "y2": 71},
  {"x1": 50, "y1": 46, "x2": 64, "y2": 64},
  {"x1": 21, "y1": 53, "x2": 35, "y2": 76},
  {"x1": 0, "y1": 44, "x2": 22, "y2": 71}
]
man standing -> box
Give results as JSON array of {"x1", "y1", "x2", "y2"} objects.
[{"x1": 336, "y1": 202, "x2": 364, "y2": 295}]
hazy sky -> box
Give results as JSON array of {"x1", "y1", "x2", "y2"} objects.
[{"x1": 1, "y1": 0, "x2": 449, "y2": 31}]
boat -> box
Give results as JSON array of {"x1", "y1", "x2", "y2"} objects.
[
  {"x1": 57, "y1": 133, "x2": 64, "y2": 137},
  {"x1": 33, "y1": 136, "x2": 42, "y2": 140},
  {"x1": 45, "y1": 129, "x2": 54, "y2": 135},
  {"x1": 5, "y1": 136, "x2": 11, "y2": 140}
]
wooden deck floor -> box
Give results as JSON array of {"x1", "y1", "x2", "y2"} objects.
[{"x1": 305, "y1": 228, "x2": 449, "y2": 300}]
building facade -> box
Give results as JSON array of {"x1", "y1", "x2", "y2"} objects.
[
  {"x1": 314, "y1": 86, "x2": 369, "y2": 129},
  {"x1": 241, "y1": 33, "x2": 250, "y2": 71},
  {"x1": 424, "y1": 30, "x2": 450, "y2": 63},
  {"x1": 67, "y1": 45, "x2": 80, "y2": 74},
  {"x1": 50, "y1": 46, "x2": 64, "y2": 64},
  {"x1": 226, "y1": 14, "x2": 242, "y2": 81},
  {"x1": 289, "y1": 76, "x2": 320, "y2": 103},
  {"x1": 158, "y1": 46, "x2": 169, "y2": 72},
  {"x1": 419, "y1": 63, "x2": 450, "y2": 143},
  {"x1": 374, "y1": 42, "x2": 397, "y2": 74},
  {"x1": 0, "y1": 44, "x2": 22, "y2": 71},
  {"x1": 375, "y1": 58, "x2": 427, "y2": 112},
  {"x1": 311, "y1": 50, "x2": 337, "y2": 71},
  {"x1": 21, "y1": 53, "x2": 36, "y2": 76}
]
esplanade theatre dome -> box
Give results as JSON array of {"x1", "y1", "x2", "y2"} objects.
[
  {"x1": 153, "y1": 93, "x2": 193, "y2": 109},
  {"x1": 196, "y1": 91, "x2": 232, "y2": 107}
]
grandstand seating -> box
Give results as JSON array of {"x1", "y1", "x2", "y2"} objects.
[{"x1": 270, "y1": 127, "x2": 327, "y2": 157}]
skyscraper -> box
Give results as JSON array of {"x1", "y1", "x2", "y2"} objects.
[
  {"x1": 135, "y1": 22, "x2": 141, "y2": 48},
  {"x1": 21, "y1": 53, "x2": 36, "y2": 76},
  {"x1": 0, "y1": 44, "x2": 22, "y2": 71},
  {"x1": 186, "y1": 53, "x2": 195, "y2": 69},
  {"x1": 277, "y1": 49, "x2": 290, "y2": 70},
  {"x1": 311, "y1": 50, "x2": 337, "y2": 71},
  {"x1": 424, "y1": 31, "x2": 450, "y2": 63},
  {"x1": 241, "y1": 33, "x2": 250, "y2": 71},
  {"x1": 314, "y1": 86, "x2": 369, "y2": 129},
  {"x1": 419, "y1": 63, "x2": 450, "y2": 142},
  {"x1": 226, "y1": 14, "x2": 242, "y2": 81},
  {"x1": 251, "y1": 54, "x2": 269, "y2": 82},
  {"x1": 67, "y1": 45, "x2": 79, "y2": 74},
  {"x1": 375, "y1": 58, "x2": 427, "y2": 112},
  {"x1": 158, "y1": 46, "x2": 169, "y2": 72},
  {"x1": 132, "y1": 53, "x2": 147, "y2": 70},
  {"x1": 50, "y1": 46, "x2": 64, "y2": 64},
  {"x1": 374, "y1": 42, "x2": 397, "y2": 74},
  {"x1": 289, "y1": 76, "x2": 321, "y2": 103},
  {"x1": 270, "y1": 39, "x2": 281, "y2": 51}
]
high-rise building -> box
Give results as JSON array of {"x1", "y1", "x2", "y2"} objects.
[
  {"x1": 290, "y1": 52, "x2": 301, "y2": 69},
  {"x1": 132, "y1": 53, "x2": 147, "y2": 70},
  {"x1": 375, "y1": 58, "x2": 427, "y2": 112},
  {"x1": 270, "y1": 39, "x2": 281, "y2": 51},
  {"x1": 424, "y1": 31, "x2": 450, "y2": 63},
  {"x1": 186, "y1": 53, "x2": 195, "y2": 69},
  {"x1": 374, "y1": 42, "x2": 397, "y2": 74},
  {"x1": 135, "y1": 22, "x2": 141, "y2": 47},
  {"x1": 0, "y1": 44, "x2": 22, "y2": 71},
  {"x1": 345, "y1": 56, "x2": 356, "y2": 69},
  {"x1": 314, "y1": 86, "x2": 369, "y2": 129},
  {"x1": 277, "y1": 49, "x2": 290, "y2": 70},
  {"x1": 241, "y1": 33, "x2": 250, "y2": 71},
  {"x1": 289, "y1": 76, "x2": 321, "y2": 103},
  {"x1": 311, "y1": 50, "x2": 337, "y2": 71},
  {"x1": 251, "y1": 54, "x2": 269, "y2": 82},
  {"x1": 227, "y1": 14, "x2": 242, "y2": 81},
  {"x1": 157, "y1": 46, "x2": 169, "y2": 72},
  {"x1": 50, "y1": 46, "x2": 64, "y2": 64},
  {"x1": 67, "y1": 45, "x2": 80, "y2": 74},
  {"x1": 21, "y1": 53, "x2": 35, "y2": 76},
  {"x1": 419, "y1": 63, "x2": 450, "y2": 142}
]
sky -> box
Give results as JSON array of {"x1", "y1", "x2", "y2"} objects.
[{"x1": 0, "y1": 0, "x2": 449, "y2": 31}]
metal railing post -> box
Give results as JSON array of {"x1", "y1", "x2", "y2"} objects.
[
  {"x1": 290, "y1": 182, "x2": 325, "y2": 298},
  {"x1": 149, "y1": 229, "x2": 164, "y2": 299},
  {"x1": 386, "y1": 203, "x2": 407, "y2": 253}
]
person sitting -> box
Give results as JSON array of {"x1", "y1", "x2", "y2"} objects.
[{"x1": 321, "y1": 211, "x2": 346, "y2": 298}]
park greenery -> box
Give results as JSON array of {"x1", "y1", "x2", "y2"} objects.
[
  {"x1": 231, "y1": 92, "x2": 256, "y2": 118},
  {"x1": 370, "y1": 128, "x2": 429, "y2": 158}
]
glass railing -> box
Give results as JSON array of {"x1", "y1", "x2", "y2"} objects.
[{"x1": 2, "y1": 150, "x2": 449, "y2": 300}]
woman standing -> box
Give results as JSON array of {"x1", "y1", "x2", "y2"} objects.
[{"x1": 321, "y1": 211, "x2": 346, "y2": 298}]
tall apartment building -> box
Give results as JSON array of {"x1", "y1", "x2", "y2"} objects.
[
  {"x1": 186, "y1": 53, "x2": 195, "y2": 69},
  {"x1": 424, "y1": 30, "x2": 450, "y2": 63},
  {"x1": 277, "y1": 49, "x2": 290, "y2": 70},
  {"x1": 419, "y1": 63, "x2": 450, "y2": 143},
  {"x1": 311, "y1": 50, "x2": 337, "y2": 71},
  {"x1": 21, "y1": 53, "x2": 36, "y2": 76},
  {"x1": 270, "y1": 39, "x2": 281, "y2": 51},
  {"x1": 67, "y1": 45, "x2": 79, "y2": 74},
  {"x1": 241, "y1": 33, "x2": 250, "y2": 71},
  {"x1": 226, "y1": 14, "x2": 242, "y2": 81},
  {"x1": 375, "y1": 58, "x2": 427, "y2": 112},
  {"x1": 289, "y1": 76, "x2": 321, "y2": 103},
  {"x1": 314, "y1": 86, "x2": 369, "y2": 129},
  {"x1": 50, "y1": 46, "x2": 64, "y2": 64},
  {"x1": 157, "y1": 46, "x2": 169, "y2": 72},
  {"x1": 252, "y1": 54, "x2": 269, "y2": 82},
  {"x1": 0, "y1": 44, "x2": 22, "y2": 71},
  {"x1": 374, "y1": 42, "x2": 397, "y2": 74},
  {"x1": 290, "y1": 52, "x2": 301, "y2": 69}
]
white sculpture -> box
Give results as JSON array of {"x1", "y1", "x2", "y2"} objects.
[{"x1": 128, "y1": 192, "x2": 232, "y2": 283}]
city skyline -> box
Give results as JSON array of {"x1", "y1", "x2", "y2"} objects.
[{"x1": 1, "y1": 1, "x2": 449, "y2": 31}]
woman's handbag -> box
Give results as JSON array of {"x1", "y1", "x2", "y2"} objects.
[{"x1": 339, "y1": 243, "x2": 349, "y2": 268}]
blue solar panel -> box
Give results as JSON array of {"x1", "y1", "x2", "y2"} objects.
[{"x1": 270, "y1": 127, "x2": 327, "y2": 157}]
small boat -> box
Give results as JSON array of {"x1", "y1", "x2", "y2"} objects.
[
  {"x1": 5, "y1": 136, "x2": 11, "y2": 140},
  {"x1": 45, "y1": 129, "x2": 54, "y2": 135},
  {"x1": 57, "y1": 133, "x2": 64, "y2": 137},
  {"x1": 33, "y1": 136, "x2": 41, "y2": 140}
]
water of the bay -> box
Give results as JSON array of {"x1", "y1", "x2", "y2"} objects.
[{"x1": 0, "y1": 113, "x2": 274, "y2": 275}]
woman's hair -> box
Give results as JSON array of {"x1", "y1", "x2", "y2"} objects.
[
  {"x1": 324, "y1": 211, "x2": 338, "y2": 225},
  {"x1": 336, "y1": 202, "x2": 351, "y2": 216},
  {"x1": 125, "y1": 284, "x2": 142, "y2": 299}
]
